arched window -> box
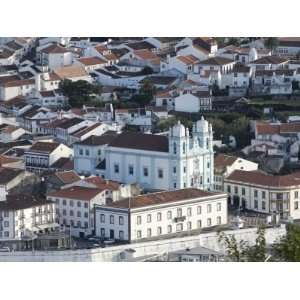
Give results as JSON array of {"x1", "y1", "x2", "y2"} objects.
[
  {"x1": 182, "y1": 142, "x2": 186, "y2": 154},
  {"x1": 173, "y1": 142, "x2": 177, "y2": 154}
]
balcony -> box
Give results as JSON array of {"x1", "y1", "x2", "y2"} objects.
[{"x1": 173, "y1": 216, "x2": 186, "y2": 223}]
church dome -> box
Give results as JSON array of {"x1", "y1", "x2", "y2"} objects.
[
  {"x1": 196, "y1": 116, "x2": 208, "y2": 132},
  {"x1": 171, "y1": 120, "x2": 186, "y2": 137}
]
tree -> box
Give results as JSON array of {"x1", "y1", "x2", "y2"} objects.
[
  {"x1": 273, "y1": 224, "x2": 300, "y2": 261},
  {"x1": 218, "y1": 227, "x2": 267, "y2": 262},
  {"x1": 59, "y1": 79, "x2": 102, "y2": 107},
  {"x1": 264, "y1": 37, "x2": 279, "y2": 53}
]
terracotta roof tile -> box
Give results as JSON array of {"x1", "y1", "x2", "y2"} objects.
[{"x1": 48, "y1": 186, "x2": 103, "y2": 201}]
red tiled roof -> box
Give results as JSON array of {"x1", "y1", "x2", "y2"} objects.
[
  {"x1": 77, "y1": 56, "x2": 107, "y2": 66},
  {"x1": 48, "y1": 186, "x2": 103, "y2": 201},
  {"x1": 55, "y1": 171, "x2": 81, "y2": 184},
  {"x1": 109, "y1": 188, "x2": 219, "y2": 209},
  {"x1": 256, "y1": 122, "x2": 300, "y2": 135},
  {"x1": 226, "y1": 170, "x2": 300, "y2": 187},
  {"x1": 84, "y1": 176, "x2": 120, "y2": 191}
]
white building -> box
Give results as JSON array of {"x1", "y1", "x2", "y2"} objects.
[
  {"x1": 174, "y1": 90, "x2": 212, "y2": 112},
  {"x1": 75, "y1": 118, "x2": 215, "y2": 191},
  {"x1": 47, "y1": 186, "x2": 106, "y2": 237},
  {"x1": 24, "y1": 141, "x2": 73, "y2": 173},
  {"x1": 213, "y1": 154, "x2": 258, "y2": 192},
  {"x1": 95, "y1": 188, "x2": 227, "y2": 242},
  {"x1": 225, "y1": 170, "x2": 300, "y2": 220},
  {"x1": 0, "y1": 195, "x2": 57, "y2": 241}
]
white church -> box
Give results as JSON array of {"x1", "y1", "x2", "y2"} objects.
[{"x1": 74, "y1": 117, "x2": 214, "y2": 191}]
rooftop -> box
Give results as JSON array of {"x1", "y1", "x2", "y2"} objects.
[
  {"x1": 48, "y1": 186, "x2": 103, "y2": 201},
  {"x1": 109, "y1": 188, "x2": 220, "y2": 209},
  {"x1": 226, "y1": 170, "x2": 300, "y2": 187},
  {"x1": 28, "y1": 141, "x2": 60, "y2": 153},
  {"x1": 0, "y1": 195, "x2": 51, "y2": 211}
]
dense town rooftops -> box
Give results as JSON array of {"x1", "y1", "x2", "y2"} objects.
[
  {"x1": 84, "y1": 176, "x2": 121, "y2": 191},
  {"x1": 54, "y1": 65, "x2": 88, "y2": 79},
  {"x1": 177, "y1": 55, "x2": 199, "y2": 65},
  {"x1": 198, "y1": 56, "x2": 234, "y2": 66},
  {"x1": 77, "y1": 56, "x2": 107, "y2": 66},
  {"x1": 48, "y1": 186, "x2": 103, "y2": 201},
  {"x1": 127, "y1": 41, "x2": 156, "y2": 51},
  {"x1": 0, "y1": 48, "x2": 14, "y2": 59},
  {"x1": 77, "y1": 132, "x2": 118, "y2": 146},
  {"x1": 27, "y1": 141, "x2": 60, "y2": 153},
  {"x1": 108, "y1": 188, "x2": 220, "y2": 209},
  {"x1": 109, "y1": 132, "x2": 169, "y2": 153},
  {"x1": 250, "y1": 55, "x2": 288, "y2": 64},
  {"x1": 0, "y1": 167, "x2": 23, "y2": 185},
  {"x1": 53, "y1": 170, "x2": 81, "y2": 184},
  {"x1": 40, "y1": 44, "x2": 69, "y2": 54},
  {"x1": 226, "y1": 170, "x2": 300, "y2": 188},
  {"x1": 256, "y1": 122, "x2": 300, "y2": 135},
  {"x1": 0, "y1": 195, "x2": 51, "y2": 211},
  {"x1": 50, "y1": 157, "x2": 74, "y2": 170},
  {"x1": 57, "y1": 117, "x2": 84, "y2": 129},
  {"x1": 214, "y1": 154, "x2": 238, "y2": 172},
  {"x1": 1, "y1": 78, "x2": 35, "y2": 87},
  {"x1": 141, "y1": 76, "x2": 177, "y2": 85}
]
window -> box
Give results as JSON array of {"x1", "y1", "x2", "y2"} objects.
[
  {"x1": 182, "y1": 142, "x2": 186, "y2": 154},
  {"x1": 84, "y1": 212, "x2": 88, "y2": 218},
  {"x1": 207, "y1": 162, "x2": 210, "y2": 168},
  {"x1": 4, "y1": 231, "x2": 9, "y2": 237},
  {"x1": 254, "y1": 200, "x2": 258, "y2": 209},
  {"x1": 77, "y1": 201, "x2": 81, "y2": 208},
  {"x1": 207, "y1": 204, "x2": 212, "y2": 213},
  {"x1": 168, "y1": 225, "x2": 172, "y2": 233},
  {"x1": 217, "y1": 216, "x2": 222, "y2": 225},
  {"x1": 262, "y1": 201, "x2": 266, "y2": 210},
  {"x1": 227, "y1": 185, "x2": 231, "y2": 193},
  {"x1": 173, "y1": 142, "x2": 177, "y2": 154},
  {"x1": 119, "y1": 216, "x2": 124, "y2": 225},
  {"x1": 217, "y1": 203, "x2": 221, "y2": 212},
  {"x1": 234, "y1": 186, "x2": 238, "y2": 194},
  {"x1": 137, "y1": 216, "x2": 142, "y2": 225},
  {"x1": 119, "y1": 231, "x2": 124, "y2": 240},
  {"x1": 295, "y1": 201, "x2": 299, "y2": 210},
  {"x1": 158, "y1": 168, "x2": 163, "y2": 179},
  {"x1": 187, "y1": 221, "x2": 192, "y2": 230},
  {"x1": 157, "y1": 227, "x2": 162, "y2": 235},
  {"x1": 173, "y1": 166, "x2": 176, "y2": 173},
  {"x1": 84, "y1": 222, "x2": 88, "y2": 228},
  {"x1": 177, "y1": 208, "x2": 182, "y2": 217},
  {"x1": 183, "y1": 166, "x2": 186, "y2": 174},
  {"x1": 70, "y1": 210, "x2": 74, "y2": 216},
  {"x1": 254, "y1": 190, "x2": 258, "y2": 198},
  {"x1": 110, "y1": 215, "x2": 114, "y2": 224},
  {"x1": 295, "y1": 191, "x2": 299, "y2": 199},
  {"x1": 114, "y1": 164, "x2": 119, "y2": 174},
  {"x1": 98, "y1": 149, "x2": 101, "y2": 156},
  {"x1": 128, "y1": 165, "x2": 134, "y2": 175},
  {"x1": 79, "y1": 149, "x2": 83, "y2": 155},
  {"x1": 85, "y1": 149, "x2": 90, "y2": 156},
  {"x1": 207, "y1": 218, "x2": 212, "y2": 226},
  {"x1": 77, "y1": 211, "x2": 81, "y2": 218},
  {"x1": 147, "y1": 214, "x2": 152, "y2": 223},
  {"x1": 173, "y1": 183, "x2": 177, "y2": 189},
  {"x1": 147, "y1": 228, "x2": 152, "y2": 237},
  {"x1": 167, "y1": 211, "x2": 172, "y2": 219},
  {"x1": 63, "y1": 209, "x2": 66, "y2": 216},
  {"x1": 84, "y1": 202, "x2": 88, "y2": 209},
  {"x1": 137, "y1": 231, "x2": 142, "y2": 239},
  {"x1": 157, "y1": 212, "x2": 162, "y2": 221},
  {"x1": 56, "y1": 198, "x2": 60, "y2": 204},
  {"x1": 100, "y1": 214, "x2": 105, "y2": 223},
  {"x1": 4, "y1": 221, "x2": 9, "y2": 227},
  {"x1": 262, "y1": 191, "x2": 266, "y2": 199},
  {"x1": 143, "y1": 167, "x2": 148, "y2": 177},
  {"x1": 242, "y1": 188, "x2": 245, "y2": 196},
  {"x1": 187, "y1": 207, "x2": 192, "y2": 216},
  {"x1": 63, "y1": 200, "x2": 66, "y2": 206},
  {"x1": 197, "y1": 206, "x2": 202, "y2": 215},
  {"x1": 176, "y1": 223, "x2": 183, "y2": 232},
  {"x1": 77, "y1": 221, "x2": 81, "y2": 228},
  {"x1": 70, "y1": 200, "x2": 74, "y2": 207}
]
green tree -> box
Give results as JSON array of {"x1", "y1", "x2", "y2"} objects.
[
  {"x1": 219, "y1": 227, "x2": 267, "y2": 262},
  {"x1": 59, "y1": 79, "x2": 102, "y2": 107},
  {"x1": 264, "y1": 37, "x2": 279, "y2": 53},
  {"x1": 273, "y1": 224, "x2": 300, "y2": 261}
]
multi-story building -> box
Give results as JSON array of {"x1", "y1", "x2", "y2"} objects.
[
  {"x1": 0, "y1": 194, "x2": 57, "y2": 240},
  {"x1": 75, "y1": 118, "x2": 215, "y2": 191},
  {"x1": 95, "y1": 188, "x2": 227, "y2": 242},
  {"x1": 47, "y1": 186, "x2": 106, "y2": 237},
  {"x1": 24, "y1": 141, "x2": 73, "y2": 173},
  {"x1": 224, "y1": 170, "x2": 300, "y2": 220},
  {"x1": 214, "y1": 154, "x2": 258, "y2": 192}
]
